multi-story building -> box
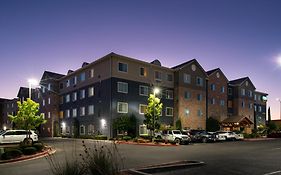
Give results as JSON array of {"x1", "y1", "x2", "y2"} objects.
[
  {"x1": 172, "y1": 59, "x2": 207, "y2": 130},
  {"x1": 0, "y1": 52, "x2": 268, "y2": 136},
  {"x1": 59, "y1": 53, "x2": 174, "y2": 138},
  {"x1": 254, "y1": 91, "x2": 268, "y2": 128},
  {"x1": 206, "y1": 68, "x2": 228, "y2": 122}
]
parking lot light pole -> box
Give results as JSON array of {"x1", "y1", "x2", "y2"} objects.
[{"x1": 28, "y1": 79, "x2": 39, "y2": 99}]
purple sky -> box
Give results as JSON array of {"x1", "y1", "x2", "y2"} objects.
[{"x1": 0, "y1": 0, "x2": 281, "y2": 119}]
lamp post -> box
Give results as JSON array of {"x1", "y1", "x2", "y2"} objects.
[
  {"x1": 28, "y1": 79, "x2": 39, "y2": 99},
  {"x1": 153, "y1": 87, "x2": 160, "y2": 138},
  {"x1": 277, "y1": 98, "x2": 281, "y2": 119}
]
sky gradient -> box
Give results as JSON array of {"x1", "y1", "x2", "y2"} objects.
[{"x1": 0, "y1": 0, "x2": 281, "y2": 119}]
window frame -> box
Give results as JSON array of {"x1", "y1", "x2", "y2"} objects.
[{"x1": 117, "y1": 102, "x2": 128, "y2": 113}]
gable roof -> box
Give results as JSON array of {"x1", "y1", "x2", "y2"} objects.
[
  {"x1": 40, "y1": 71, "x2": 65, "y2": 82},
  {"x1": 17, "y1": 87, "x2": 31, "y2": 98},
  {"x1": 229, "y1": 77, "x2": 256, "y2": 89},
  {"x1": 171, "y1": 59, "x2": 207, "y2": 77},
  {"x1": 206, "y1": 68, "x2": 229, "y2": 82},
  {"x1": 222, "y1": 115, "x2": 254, "y2": 125}
]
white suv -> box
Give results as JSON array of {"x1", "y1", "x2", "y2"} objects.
[
  {"x1": 0, "y1": 130, "x2": 38, "y2": 144},
  {"x1": 160, "y1": 130, "x2": 191, "y2": 144},
  {"x1": 216, "y1": 131, "x2": 242, "y2": 141}
]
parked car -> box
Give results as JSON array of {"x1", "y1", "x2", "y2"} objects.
[
  {"x1": 156, "y1": 130, "x2": 191, "y2": 144},
  {"x1": 0, "y1": 130, "x2": 38, "y2": 144},
  {"x1": 208, "y1": 132, "x2": 226, "y2": 141},
  {"x1": 216, "y1": 131, "x2": 241, "y2": 141},
  {"x1": 190, "y1": 130, "x2": 218, "y2": 143}
]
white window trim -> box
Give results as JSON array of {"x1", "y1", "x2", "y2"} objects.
[
  {"x1": 80, "y1": 106, "x2": 85, "y2": 116},
  {"x1": 117, "y1": 102, "x2": 128, "y2": 113},
  {"x1": 118, "y1": 62, "x2": 128, "y2": 73},
  {"x1": 166, "y1": 107, "x2": 173, "y2": 116},
  {"x1": 88, "y1": 105, "x2": 94, "y2": 115},
  {"x1": 139, "y1": 67, "x2": 146, "y2": 77},
  {"x1": 117, "y1": 82, "x2": 128, "y2": 94},
  {"x1": 90, "y1": 68, "x2": 95, "y2": 78},
  {"x1": 154, "y1": 71, "x2": 162, "y2": 81},
  {"x1": 80, "y1": 125, "x2": 85, "y2": 135},
  {"x1": 139, "y1": 85, "x2": 148, "y2": 96},
  {"x1": 139, "y1": 104, "x2": 147, "y2": 114},
  {"x1": 88, "y1": 87, "x2": 95, "y2": 97},
  {"x1": 183, "y1": 73, "x2": 191, "y2": 84},
  {"x1": 166, "y1": 90, "x2": 173, "y2": 99},
  {"x1": 73, "y1": 108, "x2": 77, "y2": 117}
]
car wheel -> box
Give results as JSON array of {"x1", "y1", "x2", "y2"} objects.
[
  {"x1": 23, "y1": 138, "x2": 33, "y2": 145},
  {"x1": 175, "y1": 138, "x2": 181, "y2": 144},
  {"x1": 202, "y1": 137, "x2": 207, "y2": 143}
]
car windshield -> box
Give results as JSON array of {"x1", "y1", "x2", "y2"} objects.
[
  {"x1": 181, "y1": 131, "x2": 188, "y2": 135},
  {"x1": 173, "y1": 131, "x2": 181, "y2": 134}
]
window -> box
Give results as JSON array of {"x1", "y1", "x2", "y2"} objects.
[
  {"x1": 117, "y1": 82, "x2": 128, "y2": 93},
  {"x1": 37, "y1": 92, "x2": 40, "y2": 99},
  {"x1": 80, "y1": 72, "x2": 86, "y2": 82},
  {"x1": 184, "y1": 91, "x2": 191, "y2": 100},
  {"x1": 241, "y1": 101, "x2": 245, "y2": 108},
  {"x1": 166, "y1": 107, "x2": 173, "y2": 116},
  {"x1": 167, "y1": 74, "x2": 173, "y2": 82},
  {"x1": 42, "y1": 113, "x2": 45, "y2": 119},
  {"x1": 88, "y1": 105, "x2": 94, "y2": 115},
  {"x1": 59, "y1": 111, "x2": 63, "y2": 119},
  {"x1": 59, "y1": 83, "x2": 63, "y2": 89},
  {"x1": 249, "y1": 103, "x2": 253, "y2": 109},
  {"x1": 241, "y1": 89, "x2": 245, "y2": 96},
  {"x1": 88, "y1": 124, "x2": 94, "y2": 135},
  {"x1": 228, "y1": 88, "x2": 232, "y2": 95},
  {"x1": 117, "y1": 102, "x2": 128, "y2": 113},
  {"x1": 72, "y1": 108, "x2": 77, "y2": 117},
  {"x1": 221, "y1": 86, "x2": 225, "y2": 93},
  {"x1": 254, "y1": 105, "x2": 257, "y2": 112},
  {"x1": 80, "y1": 89, "x2": 85, "y2": 99},
  {"x1": 66, "y1": 126, "x2": 70, "y2": 134},
  {"x1": 48, "y1": 98, "x2": 51, "y2": 105},
  {"x1": 197, "y1": 94, "x2": 202, "y2": 101},
  {"x1": 48, "y1": 83, "x2": 51, "y2": 91},
  {"x1": 166, "y1": 90, "x2": 173, "y2": 99},
  {"x1": 73, "y1": 76, "x2": 77, "y2": 85},
  {"x1": 80, "y1": 107, "x2": 85, "y2": 116},
  {"x1": 140, "y1": 67, "x2": 146, "y2": 76},
  {"x1": 258, "y1": 106, "x2": 262, "y2": 112},
  {"x1": 139, "y1": 104, "x2": 147, "y2": 114},
  {"x1": 210, "y1": 84, "x2": 216, "y2": 91},
  {"x1": 254, "y1": 94, "x2": 257, "y2": 101},
  {"x1": 90, "y1": 69, "x2": 94, "y2": 78},
  {"x1": 183, "y1": 73, "x2": 191, "y2": 84},
  {"x1": 249, "y1": 90, "x2": 253, "y2": 97},
  {"x1": 220, "y1": 100, "x2": 225, "y2": 106},
  {"x1": 42, "y1": 99, "x2": 45, "y2": 106},
  {"x1": 228, "y1": 100, "x2": 233, "y2": 108},
  {"x1": 88, "y1": 87, "x2": 94, "y2": 97},
  {"x1": 155, "y1": 71, "x2": 162, "y2": 81},
  {"x1": 48, "y1": 112, "x2": 51, "y2": 119},
  {"x1": 196, "y1": 77, "x2": 203, "y2": 86},
  {"x1": 66, "y1": 94, "x2": 70, "y2": 103},
  {"x1": 66, "y1": 80, "x2": 70, "y2": 87},
  {"x1": 42, "y1": 87, "x2": 46, "y2": 93},
  {"x1": 197, "y1": 109, "x2": 203, "y2": 117},
  {"x1": 72, "y1": 92, "x2": 77, "y2": 101},
  {"x1": 211, "y1": 98, "x2": 215, "y2": 104},
  {"x1": 139, "y1": 85, "x2": 148, "y2": 96},
  {"x1": 185, "y1": 108, "x2": 190, "y2": 116},
  {"x1": 66, "y1": 109, "x2": 70, "y2": 118},
  {"x1": 80, "y1": 125, "x2": 85, "y2": 135},
  {"x1": 118, "y1": 62, "x2": 128, "y2": 72}
]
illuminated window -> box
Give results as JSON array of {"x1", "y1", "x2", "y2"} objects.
[
  {"x1": 72, "y1": 108, "x2": 77, "y2": 117},
  {"x1": 80, "y1": 89, "x2": 85, "y2": 99},
  {"x1": 139, "y1": 104, "x2": 147, "y2": 114},
  {"x1": 88, "y1": 87, "x2": 94, "y2": 97},
  {"x1": 88, "y1": 105, "x2": 94, "y2": 115},
  {"x1": 139, "y1": 85, "x2": 148, "y2": 96},
  {"x1": 117, "y1": 102, "x2": 128, "y2": 113},
  {"x1": 80, "y1": 107, "x2": 85, "y2": 116}
]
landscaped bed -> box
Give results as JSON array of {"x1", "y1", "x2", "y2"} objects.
[{"x1": 0, "y1": 141, "x2": 51, "y2": 163}]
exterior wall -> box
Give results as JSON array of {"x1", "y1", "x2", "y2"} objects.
[
  {"x1": 207, "y1": 71, "x2": 228, "y2": 122},
  {"x1": 1, "y1": 99, "x2": 18, "y2": 129},
  {"x1": 254, "y1": 92, "x2": 267, "y2": 128},
  {"x1": 174, "y1": 61, "x2": 207, "y2": 130}
]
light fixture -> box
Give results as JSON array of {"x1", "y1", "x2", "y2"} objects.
[
  {"x1": 153, "y1": 87, "x2": 160, "y2": 95},
  {"x1": 61, "y1": 122, "x2": 66, "y2": 128},
  {"x1": 3, "y1": 126, "x2": 6, "y2": 130},
  {"x1": 101, "y1": 119, "x2": 106, "y2": 127}
]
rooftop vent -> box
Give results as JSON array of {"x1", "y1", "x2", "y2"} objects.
[
  {"x1": 82, "y1": 62, "x2": 89, "y2": 67},
  {"x1": 67, "y1": 70, "x2": 74, "y2": 75},
  {"x1": 150, "y1": 59, "x2": 161, "y2": 66}
]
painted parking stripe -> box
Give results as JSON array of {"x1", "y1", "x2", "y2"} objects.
[{"x1": 263, "y1": 170, "x2": 281, "y2": 175}]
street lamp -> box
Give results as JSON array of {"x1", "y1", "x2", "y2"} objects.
[
  {"x1": 153, "y1": 87, "x2": 160, "y2": 138},
  {"x1": 28, "y1": 79, "x2": 39, "y2": 99},
  {"x1": 277, "y1": 98, "x2": 281, "y2": 119}
]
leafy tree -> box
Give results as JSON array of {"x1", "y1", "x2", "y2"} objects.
[
  {"x1": 144, "y1": 94, "x2": 163, "y2": 134},
  {"x1": 268, "y1": 107, "x2": 271, "y2": 122},
  {"x1": 206, "y1": 117, "x2": 220, "y2": 132},
  {"x1": 113, "y1": 114, "x2": 137, "y2": 137},
  {"x1": 9, "y1": 98, "x2": 46, "y2": 141},
  {"x1": 175, "y1": 119, "x2": 182, "y2": 130}
]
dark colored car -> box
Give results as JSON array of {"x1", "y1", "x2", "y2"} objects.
[{"x1": 189, "y1": 130, "x2": 217, "y2": 143}]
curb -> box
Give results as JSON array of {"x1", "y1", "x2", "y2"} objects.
[
  {"x1": 243, "y1": 138, "x2": 279, "y2": 141},
  {"x1": 123, "y1": 160, "x2": 205, "y2": 175},
  {"x1": 116, "y1": 141, "x2": 178, "y2": 147},
  {"x1": 0, "y1": 147, "x2": 56, "y2": 164}
]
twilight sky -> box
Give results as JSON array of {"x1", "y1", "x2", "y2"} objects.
[{"x1": 0, "y1": 0, "x2": 281, "y2": 119}]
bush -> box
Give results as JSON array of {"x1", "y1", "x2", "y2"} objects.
[
  {"x1": 122, "y1": 136, "x2": 131, "y2": 141},
  {"x1": 94, "y1": 135, "x2": 107, "y2": 140},
  {"x1": 23, "y1": 147, "x2": 37, "y2": 155},
  {"x1": 33, "y1": 143, "x2": 45, "y2": 152},
  {"x1": 1, "y1": 149, "x2": 23, "y2": 160}
]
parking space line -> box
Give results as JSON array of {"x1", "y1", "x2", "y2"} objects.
[{"x1": 263, "y1": 170, "x2": 281, "y2": 175}]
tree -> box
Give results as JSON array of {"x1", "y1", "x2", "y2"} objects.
[
  {"x1": 268, "y1": 107, "x2": 271, "y2": 122},
  {"x1": 9, "y1": 98, "x2": 46, "y2": 143},
  {"x1": 206, "y1": 117, "x2": 220, "y2": 132},
  {"x1": 144, "y1": 94, "x2": 163, "y2": 135},
  {"x1": 113, "y1": 114, "x2": 137, "y2": 137}
]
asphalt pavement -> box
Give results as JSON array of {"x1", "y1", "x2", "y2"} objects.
[{"x1": 0, "y1": 138, "x2": 280, "y2": 175}]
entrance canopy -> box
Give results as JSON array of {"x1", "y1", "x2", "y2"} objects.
[{"x1": 221, "y1": 116, "x2": 253, "y2": 127}]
